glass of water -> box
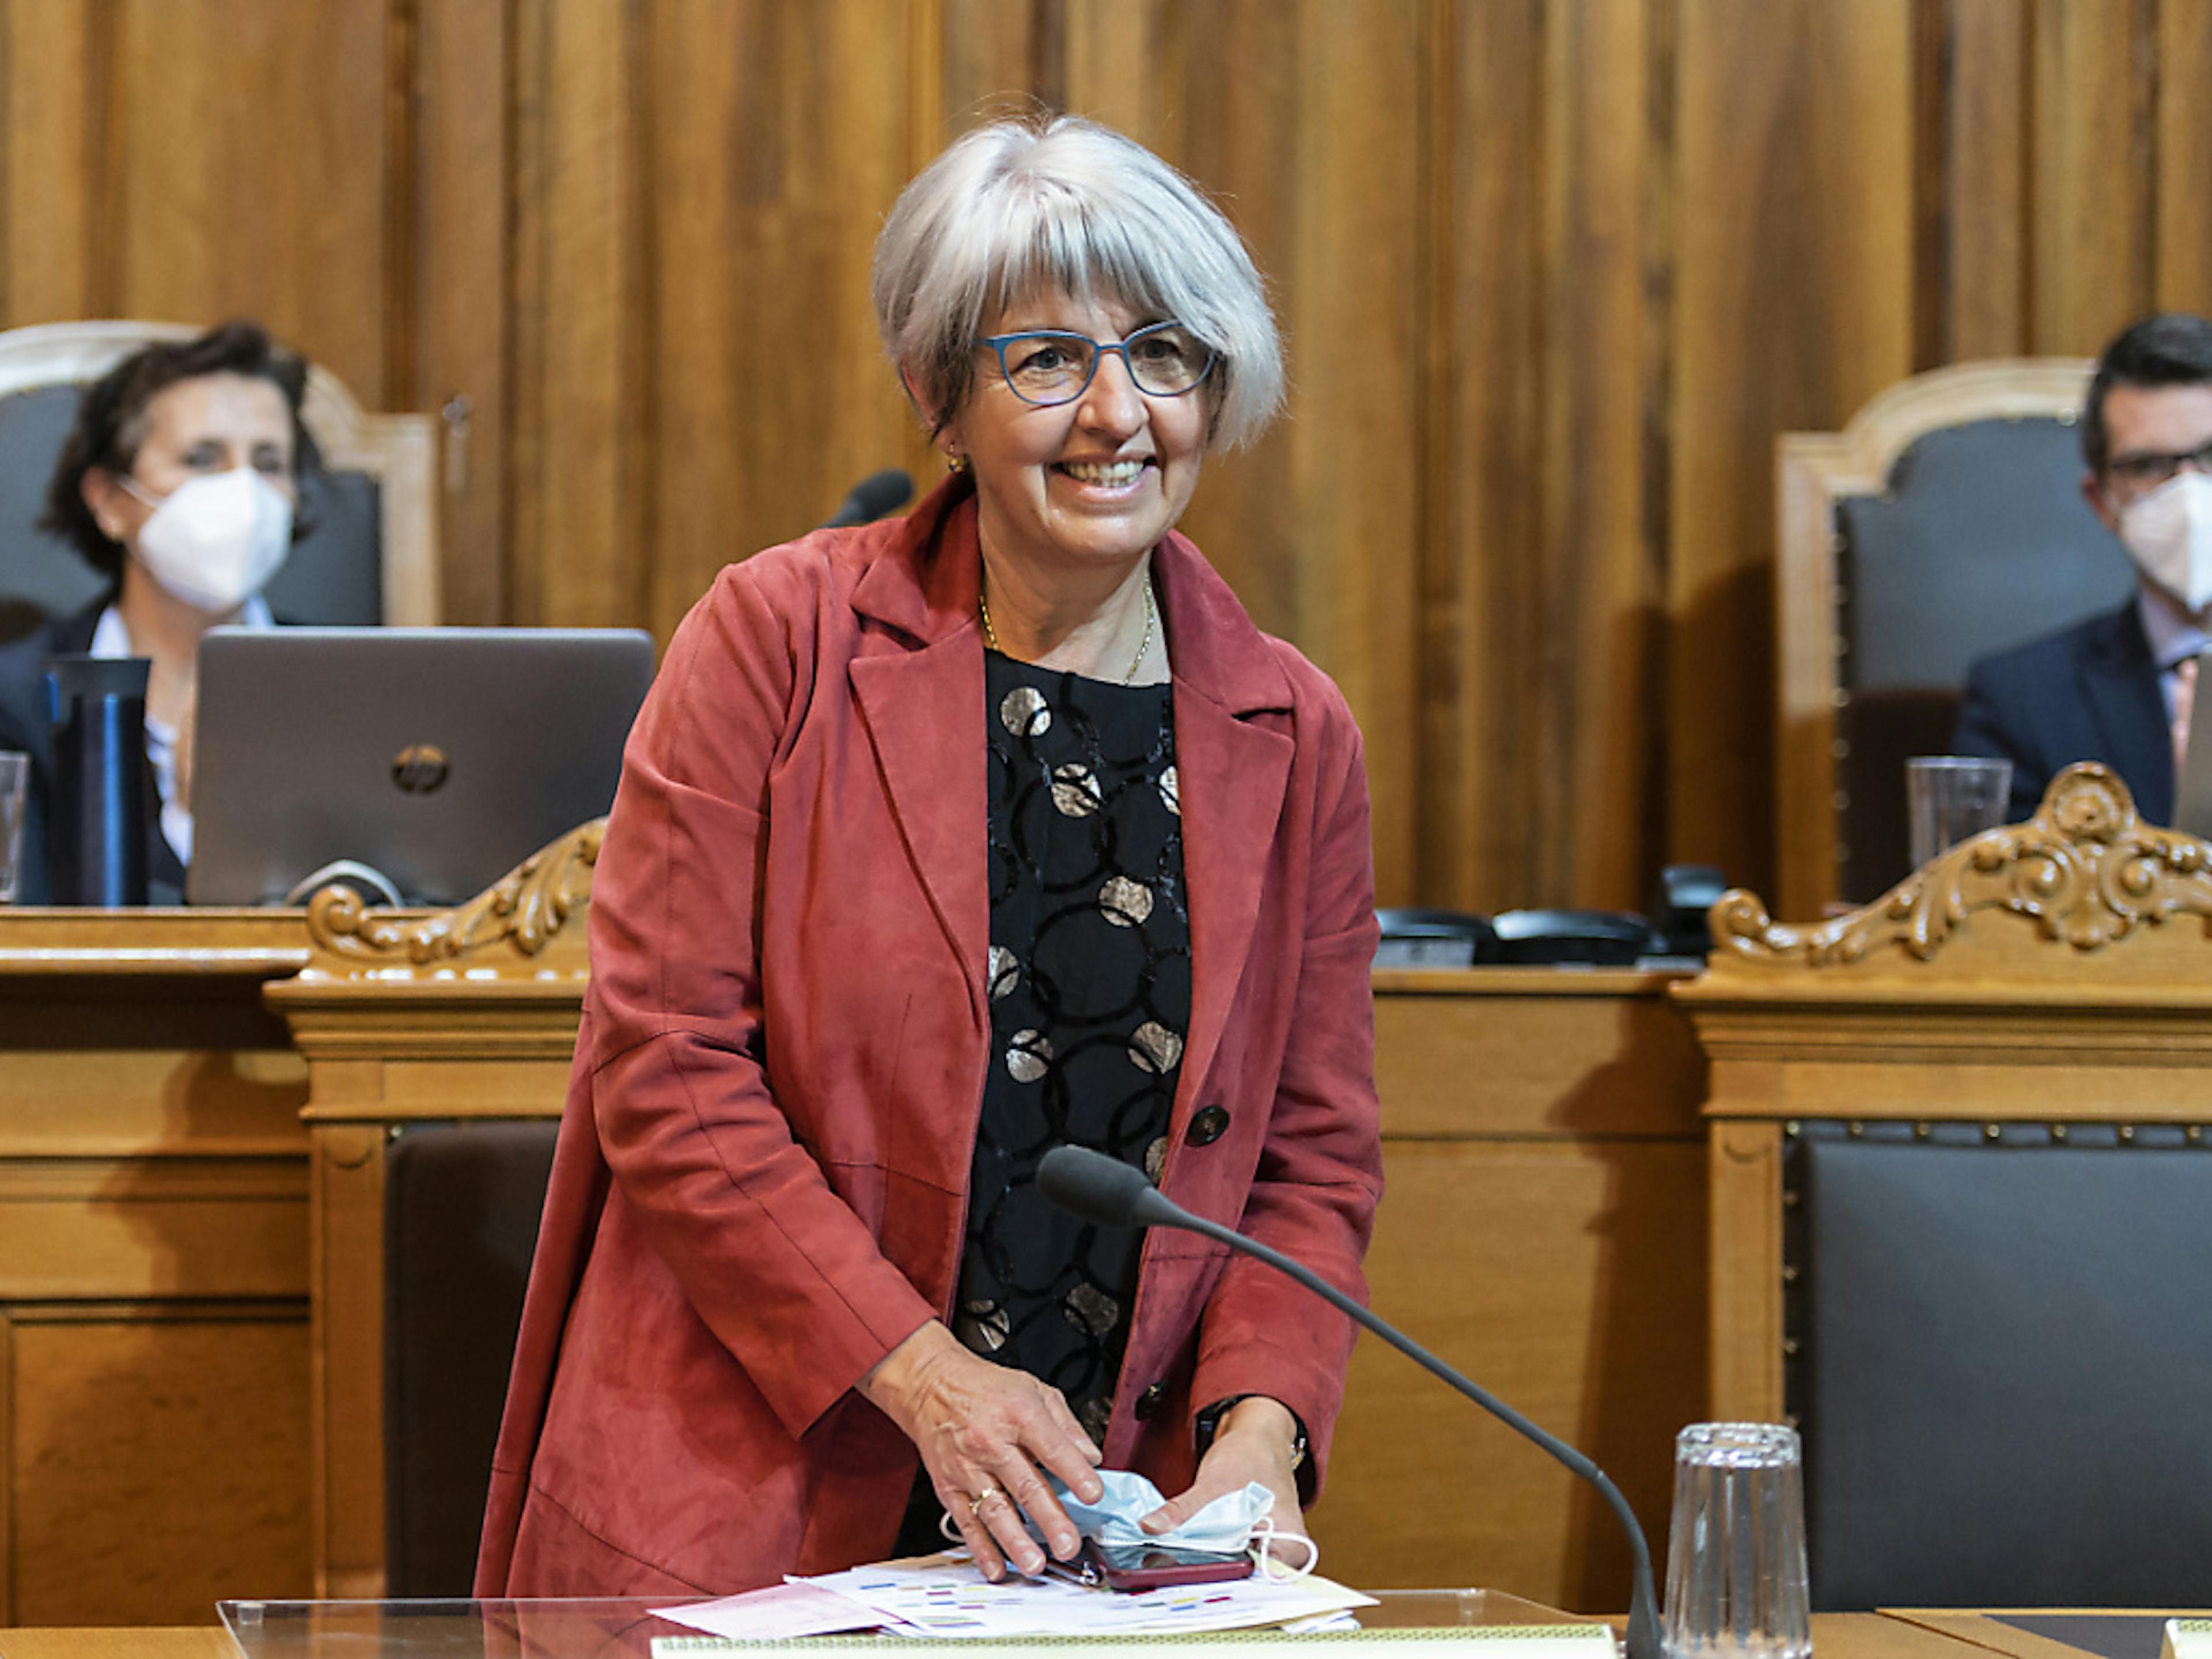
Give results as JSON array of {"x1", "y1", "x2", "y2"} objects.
[
  {"x1": 1662, "y1": 1422, "x2": 1811, "y2": 1659},
  {"x1": 1906, "y1": 756, "x2": 2012, "y2": 870}
]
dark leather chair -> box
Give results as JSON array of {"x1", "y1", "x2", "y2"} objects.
[
  {"x1": 383, "y1": 1119, "x2": 559, "y2": 1597},
  {"x1": 1777, "y1": 361, "x2": 2133, "y2": 915},
  {"x1": 0, "y1": 320, "x2": 439, "y2": 643},
  {"x1": 1783, "y1": 1119, "x2": 2212, "y2": 1608}
]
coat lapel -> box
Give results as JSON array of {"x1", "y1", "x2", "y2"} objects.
[
  {"x1": 849, "y1": 483, "x2": 990, "y2": 1014},
  {"x1": 2080, "y1": 600, "x2": 2174, "y2": 824},
  {"x1": 1152, "y1": 532, "x2": 1297, "y2": 1122}
]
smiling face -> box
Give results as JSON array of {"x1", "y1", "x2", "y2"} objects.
[{"x1": 940, "y1": 289, "x2": 1209, "y2": 582}]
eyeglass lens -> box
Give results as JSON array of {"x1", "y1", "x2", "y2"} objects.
[
  {"x1": 993, "y1": 324, "x2": 1214, "y2": 405},
  {"x1": 2111, "y1": 442, "x2": 2212, "y2": 488}
]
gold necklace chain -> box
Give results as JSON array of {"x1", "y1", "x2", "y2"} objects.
[{"x1": 979, "y1": 577, "x2": 1156, "y2": 684}]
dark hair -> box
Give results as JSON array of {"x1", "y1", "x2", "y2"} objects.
[
  {"x1": 2081, "y1": 312, "x2": 2212, "y2": 474},
  {"x1": 40, "y1": 320, "x2": 321, "y2": 578}
]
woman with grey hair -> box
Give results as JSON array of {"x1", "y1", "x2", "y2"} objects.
[{"x1": 479, "y1": 113, "x2": 1382, "y2": 1599}]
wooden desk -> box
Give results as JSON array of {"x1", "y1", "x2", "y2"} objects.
[
  {"x1": 0, "y1": 841, "x2": 1709, "y2": 1623},
  {"x1": 0, "y1": 910, "x2": 314, "y2": 1627},
  {"x1": 1316, "y1": 968, "x2": 1707, "y2": 1604},
  {"x1": 0, "y1": 1611, "x2": 2153, "y2": 1659}
]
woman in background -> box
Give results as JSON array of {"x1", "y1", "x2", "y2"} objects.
[
  {"x1": 0, "y1": 321, "x2": 315, "y2": 902},
  {"x1": 479, "y1": 114, "x2": 1382, "y2": 1596}
]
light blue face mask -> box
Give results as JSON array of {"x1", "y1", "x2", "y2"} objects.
[{"x1": 1050, "y1": 1469, "x2": 1319, "y2": 1577}]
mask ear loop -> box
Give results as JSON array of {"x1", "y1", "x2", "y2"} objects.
[{"x1": 1247, "y1": 1514, "x2": 1320, "y2": 1581}]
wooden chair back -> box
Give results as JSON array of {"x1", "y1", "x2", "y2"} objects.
[{"x1": 1775, "y1": 359, "x2": 2128, "y2": 916}]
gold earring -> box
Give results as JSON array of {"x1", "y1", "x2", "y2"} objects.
[{"x1": 946, "y1": 452, "x2": 970, "y2": 475}]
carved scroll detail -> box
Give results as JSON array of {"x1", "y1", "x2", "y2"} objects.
[
  {"x1": 1713, "y1": 764, "x2": 2212, "y2": 966},
  {"x1": 306, "y1": 818, "x2": 605, "y2": 965}
]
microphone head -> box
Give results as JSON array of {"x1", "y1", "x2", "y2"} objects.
[
  {"x1": 820, "y1": 468, "x2": 914, "y2": 529},
  {"x1": 1037, "y1": 1144, "x2": 1168, "y2": 1229}
]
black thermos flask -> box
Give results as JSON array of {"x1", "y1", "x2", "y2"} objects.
[{"x1": 44, "y1": 655, "x2": 152, "y2": 907}]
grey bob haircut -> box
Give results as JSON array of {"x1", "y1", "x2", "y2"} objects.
[{"x1": 873, "y1": 115, "x2": 1285, "y2": 451}]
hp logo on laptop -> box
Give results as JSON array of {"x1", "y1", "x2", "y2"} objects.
[{"x1": 391, "y1": 744, "x2": 450, "y2": 795}]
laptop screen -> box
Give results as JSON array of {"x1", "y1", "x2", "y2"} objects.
[{"x1": 188, "y1": 626, "x2": 656, "y2": 907}]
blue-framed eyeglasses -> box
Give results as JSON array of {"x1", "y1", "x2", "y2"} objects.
[{"x1": 978, "y1": 321, "x2": 1217, "y2": 407}]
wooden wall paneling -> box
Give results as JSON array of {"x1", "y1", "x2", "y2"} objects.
[
  {"x1": 1669, "y1": 0, "x2": 1914, "y2": 895},
  {"x1": 414, "y1": 0, "x2": 510, "y2": 624},
  {"x1": 1058, "y1": 0, "x2": 1187, "y2": 141},
  {"x1": 1934, "y1": 0, "x2": 2031, "y2": 361},
  {"x1": 508, "y1": 1, "x2": 647, "y2": 631},
  {"x1": 1275, "y1": 0, "x2": 1424, "y2": 905},
  {"x1": 1135, "y1": 2, "x2": 1302, "y2": 649},
  {"x1": 1542, "y1": 0, "x2": 1665, "y2": 912},
  {"x1": 2156, "y1": 0, "x2": 2212, "y2": 313},
  {"x1": 7, "y1": 1306, "x2": 312, "y2": 1626},
  {"x1": 1424, "y1": 0, "x2": 1543, "y2": 912},
  {"x1": 642, "y1": 0, "x2": 925, "y2": 643},
  {"x1": 107, "y1": 0, "x2": 393, "y2": 402},
  {"x1": 938, "y1": 0, "x2": 1047, "y2": 135},
  {"x1": 2028, "y1": 0, "x2": 2156, "y2": 355},
  {"x1": 0, "y1": 0, "x2": 104, "y2": 324}
]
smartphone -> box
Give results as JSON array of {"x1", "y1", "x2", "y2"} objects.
[{"x1": 1072, "y1": 1536, "x2": 1254, "y2": 1592}]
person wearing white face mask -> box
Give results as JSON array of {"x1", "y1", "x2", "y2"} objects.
[
  {"x1": 1956, "y1": 312, "x2": 2212, "y2": 825},
  {"x1": 0, "y1": 320, "x2": 317, "y2": 903}
]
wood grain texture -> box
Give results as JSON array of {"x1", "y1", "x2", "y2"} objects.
[
  {"x1": 1313, "y1": 1138, "x2": 1706, "y2": 1604},
  {"x1": 1672, "y1": 0, "x2": 1915, "y2": 896},
  {"x1": 2157, "y1": 0, "x2": 2212, "y2": 314},
  {"x1": 7, "y1": 1312, "x2": 312, "y2": 1626},
  {"x1": 412, "y1": 0, "x2": 510, "y2": 626},
  {"x1": 2029, "y1": 0, "x2": 2156, "y2": 354},
  {"x1": 1937, "y1": 0, "x2": 2031, "y2": 360}
]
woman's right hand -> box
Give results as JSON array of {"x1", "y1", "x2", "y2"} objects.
[{"x1": 858, "y1": 1320, "x2": 1105, "y2": 1579}]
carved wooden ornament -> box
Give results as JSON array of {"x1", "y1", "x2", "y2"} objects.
[
  {"x1": 1712, "y1": 763, "x2": 2212, "y2": 966},
  {"x1": 305, "y1": 817, "x2": 604, "y2": 965}
]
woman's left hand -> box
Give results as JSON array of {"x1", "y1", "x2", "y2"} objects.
[{"x1": 1139, "y1": 1395, "x2": 1306, "y2": 1547}]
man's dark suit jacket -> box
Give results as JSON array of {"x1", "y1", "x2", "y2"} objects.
[
  {"x1": 1952, "y1": 597, "x2": 2172, "y2": 825},
  {"x1": 0, "y1": 600, "x2": 187, "y2": 903}
]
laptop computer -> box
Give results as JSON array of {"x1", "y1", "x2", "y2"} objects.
[{"x1": 188, "y1": 626, "x2": 657, "y2": 907}]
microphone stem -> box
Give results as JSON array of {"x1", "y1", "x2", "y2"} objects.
[{"x1": 1172, "y1": 1210, "x2": 1664, "y2": 1659}]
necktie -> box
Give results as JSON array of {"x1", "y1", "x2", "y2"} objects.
[{"x1": 2177, "y1": 655, "x2": 2202, "y2": 781}]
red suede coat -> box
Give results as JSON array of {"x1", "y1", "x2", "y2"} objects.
[{"x1": 475, "y1": 478, "x2": 1383, "y2": 1596}]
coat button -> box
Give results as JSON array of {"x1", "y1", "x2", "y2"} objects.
[
  {"x1": 1134, "y1": 1381, "x2": 1166, "y2": 1421},
  {"x1": 1187, "y1": 1104, "x2": 1230, "y2": 1145}
]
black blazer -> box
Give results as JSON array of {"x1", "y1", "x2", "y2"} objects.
[
  {"x1": 0, "y1": 601, "x2": 188, "y2": 904},
  {"x1": 1952, "y1": 597, "x2": 2173, "y2": 826}
]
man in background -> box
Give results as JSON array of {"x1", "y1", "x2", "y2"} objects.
[{"x1": 1955, "y1": 312, "x2": 2212, "y2": 825}]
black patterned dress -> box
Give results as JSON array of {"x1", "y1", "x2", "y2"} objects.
[{"x1": 892, "y1": 650, "x2": 1190, "y2": 1552}]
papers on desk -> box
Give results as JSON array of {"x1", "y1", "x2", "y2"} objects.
[
  {"x1": 650, "y1": 1550, "x2": 1375, "y2": 1645},
  {"x1": 797, "y1": 1551, "x2": 1376, "y2": 1637},
  {"x1": 653, "y1": 1581, "x2": 885, "y2": 1642}
]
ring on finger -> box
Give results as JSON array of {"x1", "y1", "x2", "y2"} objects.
[{"x1": 967, "y1": 1484, "x2": 1002, "y2": 1514}]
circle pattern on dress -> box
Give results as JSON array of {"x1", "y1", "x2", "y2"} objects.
[{"x1": 957, "y1": 650, "x2": 1190, "y2": 1442}]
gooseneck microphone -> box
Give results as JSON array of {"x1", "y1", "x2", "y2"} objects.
[
  {"x1": 1036, "y1": 1143, "x2": 1662, "y2": 1659},
  {"x1": 821, "y1": 468, "x2": 914, "y2": 529}
]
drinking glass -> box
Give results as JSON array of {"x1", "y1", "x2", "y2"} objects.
[
  {"x1": 1906, "y1": 756, "x2": 2013, "y2": 870},
  {"x1": 1662, "y1": 1421, "x2": 1811, "y2": 1659},
  {"x1": 0, "y1": 751, "x2": 26, "y2": 903}
]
